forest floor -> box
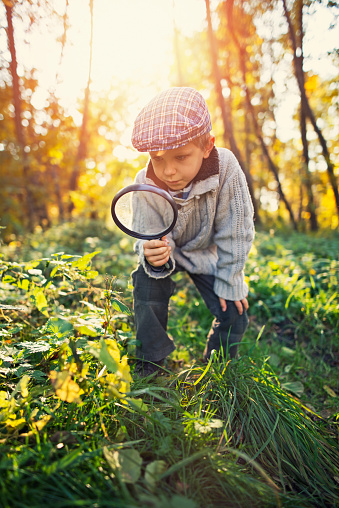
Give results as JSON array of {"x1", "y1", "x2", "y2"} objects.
[{"x1": 0, "y1": 220, "x2": 338, "y2": 507}]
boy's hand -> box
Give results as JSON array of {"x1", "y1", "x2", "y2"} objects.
[
  {"x1": 144, "y1": 236, "x2": 171, "y2": 267},
  {"x1": 219, "y1": 297, "x2": 249, "y2": 315}
]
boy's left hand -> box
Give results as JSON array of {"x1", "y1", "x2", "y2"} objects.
[{"x1": 219, "y1": 297, "x2": 249, "y2": 315}]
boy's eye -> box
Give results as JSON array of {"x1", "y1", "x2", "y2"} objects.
[
  {"x1": 152, "y1": 157, "x2": 163, "y2": 163},
  {"x1": 176, "y1": 155, "x2": 187, "y2": 161}
]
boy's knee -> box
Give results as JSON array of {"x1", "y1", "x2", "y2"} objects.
[{"x1": 132, "y1": 265, "x2": 175, "y2": 302}]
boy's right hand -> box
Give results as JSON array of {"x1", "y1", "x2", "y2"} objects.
[{"x1": 143, "y1": 236, "x2": 171, "y2": 267}]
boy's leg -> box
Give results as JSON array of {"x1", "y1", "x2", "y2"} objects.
[
  {"x1": 131, "y1": 264, "x2": 176, "y2": 362},
  {"x1": 188, "y1": 273, "x2": 249, "y2": 360}
]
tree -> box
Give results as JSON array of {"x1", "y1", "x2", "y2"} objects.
[
  {"x1": 69, "y1": 0, "x2": 94, "y2": 213},
  {"x1": 295, "y1": 0, "x2": 318, "y2": 230},
  {"x1": 49, "y1": 0, "x2": 69, "y2": 220},
  {"x1": 282, "y1": 0, "x2": 339, "y2": 222},
  {"x1": 4, "y1": 0, "x2": 35, "y2": 227},
  {"x1": 225, "y1": 0, "x2": 297, "y2": 230},
  {"x1": 205, "y1": 0, "x2": 261, "y2": 223}
]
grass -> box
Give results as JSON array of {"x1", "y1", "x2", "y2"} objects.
[{"x1": 0, "y1": 220, "x2": 338, "y2": 507}]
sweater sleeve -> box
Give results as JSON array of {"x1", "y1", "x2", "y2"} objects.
[{"x1": 213, "y1": 151, "x2": 254, "y2": 301}]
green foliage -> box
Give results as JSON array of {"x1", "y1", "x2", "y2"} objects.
[{"x1": 0, "y1": 221, "x2": 338, "y2": 507}]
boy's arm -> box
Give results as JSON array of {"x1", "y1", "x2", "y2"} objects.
[
  {"x1": 132, "y1": 168, "x2": 176, "y2": 277},
  {"x1": 213, "y1": 151, "x2": 255, "y2": 303}
]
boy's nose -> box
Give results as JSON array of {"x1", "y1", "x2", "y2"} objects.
[{"x1": 163, "y1": 163, "x2": 176, "y2": 176}]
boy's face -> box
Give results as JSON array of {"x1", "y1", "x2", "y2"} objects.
[{"x1": 149, "y1": 136, "x2": 215, "y2": 191}]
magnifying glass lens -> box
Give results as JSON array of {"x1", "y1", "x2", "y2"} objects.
[{"x1": 114, "y1": 190, "x2": 175, "y2": 237}]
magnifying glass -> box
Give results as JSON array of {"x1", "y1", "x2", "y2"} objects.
[{"x1": 111, "y1": 184, "x2": 178, "y2": 240}]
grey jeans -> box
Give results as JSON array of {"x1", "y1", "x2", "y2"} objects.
[{"x1": 131, "y1": 264, "x2": 249, "y2": 362}]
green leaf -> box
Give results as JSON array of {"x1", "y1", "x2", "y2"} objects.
[
  {"x1": 28, "y1": 370, "x2": 48, "y2": 381},
  {"x1": 71, "y1": 251, "x2": 100, "y2": 270},
  {"x1": 27, "y1": 269, "x2": 42, "y2": 276},
  {"x1": 86, "y1": 270, "x2": 98, "y2": 279},
  {"x1": 12, "y1": 374, "x2": 30, "y2": 398},
  {"x1": 111, "y1": 298, "x2": 131, "y2": 315},
  {"x1": 99, "y1": 338, "x2": 118, "y2": 373},
  {"x1": 74, "y1": 316, "x2": 102, "y2": 337},
  {"x1": 25, "y1": 260, "x2": 41, "y2": 271},
  {"x1": 2, "y1": 275, "x2": 17, "y2": 284},
  {"x1": 46, "y1": 317, "x2": 74, "y2": 337},
  {"x1": 126, "y1": 397, "x2": 148, "y2": 413},
  {"x1": 19, "y1": 341, "x2": 50, "y2": 353},
  {"x1": 103, "y1": 447, "x2": 142, "y2": 484},
  {"x1": 76, "y1": 324, "x2": 98, "y2": 337},
  {"x1": 17, "y1": 279, "x2": 30, "y2": 291},
  {"x1": 80, "y1": 300, "x2": 105, "y2": 314},
  {"x1": 268, "y1": 353, "x2": 280, "y2": 367},
  {"x1": 194, "y1": 418, "x2": 223, "y2": 434},
  {"x1": 281, "y1": 381, "x2": 304, "y2": 397},
  {"x1": 50, "y1": 266, "x2": 59, "y2": 278},
  {"x1": 145, "y1": 460, "x2": 167, "y2": 490},
  {"x1": 0, "y1": 304, "x2": 26, "y2": 311},
  {"x1": 0, "y1": 352, "x2": 13, "y2": 361},
  {"x1": 30, "y1": 287, "x2": 49, "y2": 316},
  {"x1": 323, "y1": 385, "x2": 337, "y2": 398},
  {"x1": 281, "y1": 346, "x2": 295, "y2": 356}
]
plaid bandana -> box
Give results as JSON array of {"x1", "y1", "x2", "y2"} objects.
[{"x1": 131, "y1": 87, "x2": 212, "y2": 152}]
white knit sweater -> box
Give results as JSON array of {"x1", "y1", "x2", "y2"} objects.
[{"x1": 133, "y1": 147, "x2": 255, "y2": 301}]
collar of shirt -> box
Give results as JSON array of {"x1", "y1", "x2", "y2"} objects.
[{"x1": 168, "y1": 183, "x2": 193, "y2": 200}]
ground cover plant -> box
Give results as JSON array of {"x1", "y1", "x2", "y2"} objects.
[{"x1": 0, "y1": 220, "x2": 338, "y2": 507}]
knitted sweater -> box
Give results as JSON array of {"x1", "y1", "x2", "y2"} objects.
[{"x1": 133, "y1": 146, "x2": 255, "y2": 301}]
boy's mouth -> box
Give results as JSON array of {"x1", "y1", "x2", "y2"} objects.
[{"x1": 165, "y1": 180, "x2": 182, "y2": 188}]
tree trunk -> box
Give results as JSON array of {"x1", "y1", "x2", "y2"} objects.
[
  {"x1": 296, "y1": 0, "x2": 318, "y2": 231},
  {"x1": 226, "y1": 0, "x2": 297, "y2": 230},
  {"x1": 204, "y1": 0, "x2": 261, "y2": 224},
  {"x1": 5, "y1": 1, "x2": 35, "y2": 228},
  {"x1": 51, "y1": 165, "x2": 65, "y2": 220},
  {"x1": 51, "y1": 0, "x2": 69, "y2": 220},
  {"x1": 282, "y1": 0, "x2": 339, "y2": 221},
  {"x1": 69, "y1": 0, "x2": 93, "y2": 213}
]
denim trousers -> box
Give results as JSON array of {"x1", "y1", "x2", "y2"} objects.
[{"x1": 131, "y1": 264, "x2": 249, "y2": 363}]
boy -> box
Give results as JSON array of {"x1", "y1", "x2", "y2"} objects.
[{"x1": 130, "y1": 87, "x2": 254, "y2": 377}]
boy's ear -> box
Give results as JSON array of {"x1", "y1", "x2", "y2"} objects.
[{"x1": 203, "y1": 134, "x2": 215, "y2": 159}]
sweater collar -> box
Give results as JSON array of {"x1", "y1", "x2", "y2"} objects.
[{"x1": 145, "y1": 146, "x2": 220, "y2": 191}]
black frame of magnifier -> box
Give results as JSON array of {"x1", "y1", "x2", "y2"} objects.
[{"x1": 111, "y1": 184, "x2": 178, "y2": 240}]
